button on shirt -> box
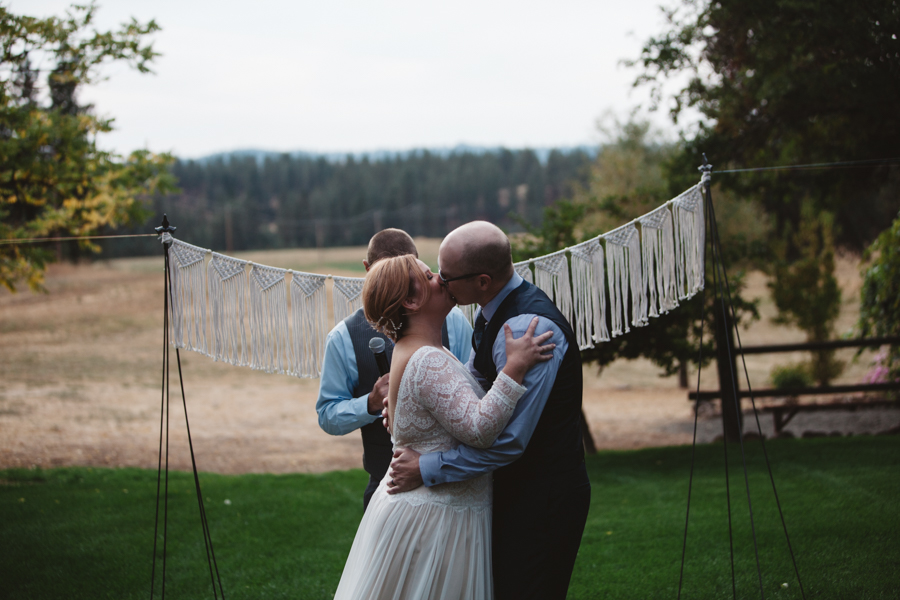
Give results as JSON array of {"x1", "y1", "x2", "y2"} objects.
[
  {"x1": 419, "y1": 273, "x2": 569, "y2": 486},
  {"x1": 316, "y1": 307, "x2": 474, "y2": 435}
]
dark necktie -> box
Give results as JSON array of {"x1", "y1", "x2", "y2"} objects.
[{"x1": 472, "y1": 312, "x2": 487, "y2": 352}]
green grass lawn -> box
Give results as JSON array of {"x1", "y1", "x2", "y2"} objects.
[{"x1": 2, "y1": 436, "x2": 897, "y2": 599}]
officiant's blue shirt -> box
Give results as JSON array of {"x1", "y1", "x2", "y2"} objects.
[
  {"x1": 419, "y1": 272, "x2": 569, "y2": 486},
  {"x1": 316, "y1": 307, "x2": 473, "y2": 435}
]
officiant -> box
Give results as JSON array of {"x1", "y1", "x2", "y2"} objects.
[{"x1": 314, "y1": 228, "x2": 473, "y2": 509}]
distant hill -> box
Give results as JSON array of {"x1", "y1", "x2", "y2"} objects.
[
  {"x1": 101, "y1": 145, "x2": 596, "y2": 257},
  {"x1": 191, "y1": 144, "x2": 599, "y2": 166}
]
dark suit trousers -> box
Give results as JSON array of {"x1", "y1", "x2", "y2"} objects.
[{"x1": 492, "y1": 462, "x2": 591, "y2": 600}]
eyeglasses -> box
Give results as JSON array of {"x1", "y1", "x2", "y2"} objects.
[{"x1": 438, "y1": 269, "x2": 484, "y2": 284}]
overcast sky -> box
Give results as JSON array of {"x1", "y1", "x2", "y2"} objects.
[{"x1": 14, "y1": 1, "x2": 685, "y2": 159}]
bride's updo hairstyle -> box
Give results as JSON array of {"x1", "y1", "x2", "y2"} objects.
[{"x1": 363, "y1": 254, "x2": 430, "y2": 342}]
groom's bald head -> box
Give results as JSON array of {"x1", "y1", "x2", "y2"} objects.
[{"x1": 441, "y1": 221, "x2": 514, "y2": 283}]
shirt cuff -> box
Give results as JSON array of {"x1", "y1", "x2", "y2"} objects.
[
  {"x1": 419, "y1": 451, "x2": 443, "y2": 487},
  {"x1": 353, "y1": 394, "x2": 381, "y2": 423}
]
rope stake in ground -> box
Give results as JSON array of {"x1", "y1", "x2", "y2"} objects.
[
  {"x1": 676, "y1": 159, "x2": 806, "y2": 599},
  {"x1": 151, "y1": 216, "x2": 225, "y2": 600}
]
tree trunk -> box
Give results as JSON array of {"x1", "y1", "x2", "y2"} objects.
[
  {"x1": 679, "y1": 361, "x2": 689, "y2": 389},
  {"x1": 715, "y1": 304, "x2": 742, "y2": 442}
]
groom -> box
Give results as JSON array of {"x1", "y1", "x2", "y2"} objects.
[{"x1": 387, "y1": 221, "x2": 591, "y2": 599}]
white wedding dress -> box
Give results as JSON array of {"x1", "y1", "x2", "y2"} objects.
[{"x1": 333, "y1": 345, "x2": 526, "y2": 600}]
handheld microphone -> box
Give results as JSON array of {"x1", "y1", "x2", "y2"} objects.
[{"x1": 369, "y1": 337, "x2": 391, "y2": 376}]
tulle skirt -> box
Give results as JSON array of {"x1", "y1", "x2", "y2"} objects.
[{"x1": 334, "y1": 473, "x2": 493, "y2": 600}]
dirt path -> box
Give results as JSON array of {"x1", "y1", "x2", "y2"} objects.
[{"x1": 1, "y1": 250, "x2": 896, "y2": 475}]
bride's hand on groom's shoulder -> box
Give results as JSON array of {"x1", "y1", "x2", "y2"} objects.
[
  {"x1": 502, "y1": 317, "x2": 555, "y2": 383},
  {"x1": 387, "y1": 448, "x2": 423, "y2": 494}
]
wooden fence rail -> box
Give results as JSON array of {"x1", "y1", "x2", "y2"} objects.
[{"x1": 690, "y1": 335, "x2": 900, "y2": 438}]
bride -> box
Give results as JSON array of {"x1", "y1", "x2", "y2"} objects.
[{"x1": 333, "y1": 254, "x2": 554, "y2": 600}]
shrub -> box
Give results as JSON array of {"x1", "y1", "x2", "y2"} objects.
[{"x1": 771, "y1": 363, "x2": 813, "y2": 390}]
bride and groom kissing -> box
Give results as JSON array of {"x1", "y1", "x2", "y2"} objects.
[{"x1": 316, "y1": 222, "x2": 590, "y2": 600}]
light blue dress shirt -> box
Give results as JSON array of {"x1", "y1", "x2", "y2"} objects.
[
  {"x1": 316, "y1": 306, "x2": 474, "y2": 436},
  {"x1": 418, "y1": 272, "x2": 569, "y2": 486}
]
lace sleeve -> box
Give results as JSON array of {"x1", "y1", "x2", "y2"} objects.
[{"x1": 411, "y1": 347, "x2": 526, "y2": 449}]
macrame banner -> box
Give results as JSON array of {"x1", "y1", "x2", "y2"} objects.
[
  {"x1": 162, "y1": 181, "x2": 706, "y2": 379},
  {"x1": 533, "y1": 251, "x2": 574, "y2": 324},
  {"x1": 569, "y1": 238, "x2": 608, "y2": 349},
  {"x1": 290, "y1": 272, "x2": 328, "y2": 377},
  {"x1": 514, "y1": 261, "x2": 534, "y2": 284},
  {"x1": 249, "y1": 264, "x2": 292, "y2": 375},
  {"x1": 672, "y1": 185, "x2": 705, "y2": 300},
  {"x1": 604, "y1": 224, "x2": 645, "y2": 336},
  {"x1": 457, "y1": 302, "x2": 478, "y2": 326},
  {"x1": 168, "y1": 239, "x2": 208, "y2": 354},
  {"x1": 208, "y1": 252, "x2": 250, "y2": 367},
  {"x1": 332, "y1": 275, "x2": 365, "y2": 326},
  {"x1": 640, "y1": 205, "x2": 679, "y2": 318}
]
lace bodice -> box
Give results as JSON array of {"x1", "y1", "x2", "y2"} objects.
[{"x1": 389, "y1": 345, "x2": 526, "y2": 510}]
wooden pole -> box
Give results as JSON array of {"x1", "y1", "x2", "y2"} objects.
[{"x1": 715, "y1": 294, "x2": 743, "y2": 442}]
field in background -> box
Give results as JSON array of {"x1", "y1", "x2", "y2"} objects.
[{"x1": 0, "y1": 241, "x2": 896, "y2": 475}]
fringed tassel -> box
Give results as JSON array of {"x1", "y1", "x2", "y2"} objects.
[
  {"x1": 533, "y1": 251, "x2": 574, "y2": 326},
  {"x1": 570, "y1": 238, "x2": 608, "y2": 349},
  {"x1": 640, "y1": 206, "x2": 679, "y2": 317},
  {"x1": 208, "y1": 253, "x2": 249, "y2": 367},
  {"x1": 332, "y1": 276, "x2": 365, "y2": 325},
  {"x1": 168, "y1": 181, "x2": 707, "y2": 379},
  {"x1": 604, "y1": 224, "x2": 645, "y2": 336},
  {"x1": 672, "y1": 184, "x2": 706, "y2": 299},
  {"x1": 290, "y1": 272, "x2": 328, "y2": 377},
  {"x1": 457, "y1": 303, "x2": 478, "y2": 328},
  {"x1": 167, "y1": 239, "x2": 209, "y2": 353},
  {"x1": 514, "y1": 261, "x2": 534, "y2": 284},
  {"x1": 249, "y1": 264, "x2": 292, "y2": 374}
]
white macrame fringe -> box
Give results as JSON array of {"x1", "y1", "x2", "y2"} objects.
[
  {"x1": 570, "y1": 238, "x2": 608, "y2": 349},
  {"x1": 163, "y1": 178, "x2": 707, "y2": 379},
  {"x1": 332, "y1": 276, "x2": 365, "y2": 325},
  {"x1": 249, "y1": 264, "x2": 292, "y2": 374},
  {"x1": 672, "y1": 184, "x2": 706, "y2": 299},
  {"x1": 604, "y1": 224, "x2": 646, "y2": 336},
  {"x1": 533, "y1": 251, "x2": 573, "y2": 324},
  {"x1": 208, "y1": 252, "x2": 249, "y2": 367},
  {"x1": 514, "y1": 261, "x2": 534, "y2": 284},
  {"x1": 640, "y1": 205, "x2": 679, "y2": 318},
  {"x1": 457, "y1": 303, "x2": 478, "y2": 328},
  {"x1": 290, "y1": 271, "x2": 328, "y2": 377},
  {"x1": 167, "y1": 239, "x2": 208, "y2": 353}
]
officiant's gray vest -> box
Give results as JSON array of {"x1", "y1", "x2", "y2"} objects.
[
  {"x1": 472, "y1": 280, "x2": 584, "y2": 484},
  {"x1": 347, "y1": 308, "x2": 449, "y2": 480}
]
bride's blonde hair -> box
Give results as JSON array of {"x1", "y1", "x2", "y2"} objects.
[{"x1": 363, "y1": 254, "x2": 431, "y2": 341}]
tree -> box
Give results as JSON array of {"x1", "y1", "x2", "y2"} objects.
[
  {"x1": 769, "y1": 201, "x2": 843, "y2": 385},
  {"x1": 628, "y1": 0, "x2": 898, "y2": 361},
  {"x1": 858, "y1": 211, "x2": 900, "y2": 381},
  {"x1": 628, "y1": 0, "x2": 899, "y2": 252},
  {"x1": 510, "y1": 116, "x2": 760, "y2": 382},
  {"x1": 0, "y1": 2, "x2": 175, "y2": 292}
]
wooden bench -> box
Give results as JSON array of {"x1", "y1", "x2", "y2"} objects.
[
  {"x1": 689, "y1": 382, "x2": 900, "y2": 435},
  {"x1": 758, "y1": 398, "x2": 899, "y2": 434}
]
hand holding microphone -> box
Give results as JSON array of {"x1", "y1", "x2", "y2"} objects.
[{"x1": 367, "y1": 338, "x2": 391, "y2": 416}]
